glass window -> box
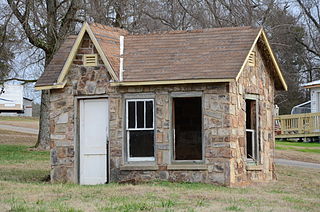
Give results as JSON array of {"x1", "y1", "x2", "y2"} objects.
[
  {"x1": 126, "y1": 99, "x2": 154, "y2": 161},
  {"x1": 245, "y1": 98, "x2": 259, "y2": 163}
]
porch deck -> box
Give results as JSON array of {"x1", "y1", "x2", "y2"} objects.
[{"x1": 275, "y1": 112, "x2": 320, "y2": 139}]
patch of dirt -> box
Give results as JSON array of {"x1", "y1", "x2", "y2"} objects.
[
  {"x1": 0, "y1": 121, "x2": 39, "y2": 129},
  {"x1": 275, "y1": 149, "x2": 320, "y2": 164},
  {"x1": 0, "y1": 132, "x2": 37, "y2": 145}
]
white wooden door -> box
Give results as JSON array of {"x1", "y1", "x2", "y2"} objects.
[
  {"x1": 317, "y1": 93, "x2": 320, "y2": 112},
  {"x1": 79, "y1": 99, "x2": 108, "y2": 185}
]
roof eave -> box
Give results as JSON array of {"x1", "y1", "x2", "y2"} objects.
[
  {"x1": 303, "y1": 84, "x2": 320, "y2": 89},
  {"x1": 110, "y1": 78, "x2": 235, "y2": 87},
  {"x1": 34, "y1": 80, "x2": 67, "y2": 90}
]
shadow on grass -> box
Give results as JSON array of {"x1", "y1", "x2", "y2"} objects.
[
  {"x1": 0, "y1": 144, "x2": 49, "y2": 164},
  {"x1": 0, "y1": 168, "x2": 50, "y2": 183}
]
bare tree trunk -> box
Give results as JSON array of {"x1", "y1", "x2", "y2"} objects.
[{"x1": 35, "y1": 90, "x2": 50, "y2": 149}]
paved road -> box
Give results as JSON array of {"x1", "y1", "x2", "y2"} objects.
[
  {"x1": 0, "y1": 124, "x2": 38, "y2": 135},
  {"x1": 275, "y1": 158, "x2": 320, "y2": 169}
]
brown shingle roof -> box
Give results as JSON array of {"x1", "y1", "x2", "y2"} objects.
[
  {"x1": 36, "y1": 35, "x2": 77, "y2": 86},
  {"x1": 36, "y1": 23, "x2": 267, "y2": 88},
  {"x1": 123, "y1": 26, "x2": 260, "y2": 81},
  {"x1": 89, "y1": 23, "x2": 128, "y2": 79}
]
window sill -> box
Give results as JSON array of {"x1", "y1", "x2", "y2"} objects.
[
  {"x1": 246, "y1": 164, "x2": 263, "y2": 171},
  {"x1": 167, "y1": 164, "x2": 207, "y2": 170},
  {"x1": 120, "y1": 165, "x2": 158, "y2": 171}
]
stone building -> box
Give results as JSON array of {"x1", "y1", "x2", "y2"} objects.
[{"x1": 35, "y1": 22, "x2": 287, "y2": 186}]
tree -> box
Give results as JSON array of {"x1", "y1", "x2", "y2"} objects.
[
  {"x1": 0, "y1": 23, "x2": 15, "y2": 82},
  {"x1": 295, "y1": 0, "x2": 320, "y2": 81},
  {"x1": 263, "y1": 5, "x2": 308, "y2": 114},
  {"x1": 6, "y1": 0, "x2": 82, "y2": 149}
]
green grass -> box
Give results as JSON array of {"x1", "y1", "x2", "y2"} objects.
[
  {"x1": 0, "y1": 144, "x2": 49, "y2": 164},
  {"x1": 225, "y1": 205, "x2": 244, "y2": 211},
  {"x1": 0, "y1": 168, "x2": 49, "y2": 183},
  {"x1": 275, "y1": 145, "x2": 320, "y2": 154},
  {"x1": 0, "y1": 135, "x2": 320, "y2": 211},
  {"x1": 276, "y1": 140, "x2": 320, "y2": 154},
  {"x1": 276, "y1": 141, "x2": 320, "y2": 147},
  {"x1": 296, "y1": 148, "x2": 320, "y2": 153}
]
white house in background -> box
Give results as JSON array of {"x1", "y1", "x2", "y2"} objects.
[
  {"x1": 0, "y1": 84, "x2": 33, "y2": 117},
  {"x1": 22, "y1": 97, "x2": 33, "y2": 117},
  {"x1": 303, "y1": 80, "x2": 320, "y2": 113}
]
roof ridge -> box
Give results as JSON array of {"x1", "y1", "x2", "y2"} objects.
[
  {"x1": 89, "y1": 22, "x2": 129, "y2": 34},
  {"x1": 127, "y1": 26, "x2": 260, "y2": 37}
]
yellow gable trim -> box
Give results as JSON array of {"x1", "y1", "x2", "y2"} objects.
[
  {"x1": 260, "y1": 30, "x2": 287, "y2": 91},
  {"x1": 236, "y1": 29, "x2": 262, "y2": 81},
  {"x1": 236, "y1": 28, "x2": 287, "y2": 91},
  {"x1": 56, "y1": 22, "x2": 118, "y2": 86},
  {"x1": 34, "y1": 80, "x2": 67, "y2": 90},
  {"x1": 85, "y1": 23, "x2": 119, "y2": 81}
]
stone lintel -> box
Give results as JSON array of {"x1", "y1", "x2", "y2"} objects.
[
  {"x1": 246, "y1": 164, "x2": 263, "y2": 171},
  {"x1": 167, "y1": 164, "x2": 207, "y2": 170},
  {"x1": 120, "y1": 165, "x2": 158, "y2": 171}
]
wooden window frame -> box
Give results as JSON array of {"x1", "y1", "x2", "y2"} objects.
[{"x1": 125, "y1": 99, "x2": 155, "y2": 162}]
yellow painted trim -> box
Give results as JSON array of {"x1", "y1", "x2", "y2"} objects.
[
  {"x1": 110, "y1": 78, "x2": 234, "y2": 86},
  {"x1": 35, "y1": 81, "x2": 67, "y2": 90},
  {"x1": 236, "y1": 28, "x2": 262, "y2": 82},
  {"x1": 56, "y1": 22, "x2": 118, "y2": 86},
  {"x1": 57, "y1": 23, "x2": 87, "y2": 83},
  {"x1": 260, "y1": 30, "x2": 287, "y2": 91},
  {"x1": 83, "y1": 54, "x2": 98, "y2": 66},
  {"x1": 236, "y1": 28, "x2": 288, "y2": 91},
  {"x1": 85, "y1": 24, "x2": 119, "y2": 81}
]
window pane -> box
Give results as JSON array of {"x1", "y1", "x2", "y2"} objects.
[
  {"x1": 246, "y1": 130, "x2": 253, "y2": 159},
  {"x1": 146, "y1": 101, "x2": 153, "y2": 128},
  {"x1": 246, "y1": 99, "x2": 256, "y2": 130},
  {"x1": 128, "y1": 102, "x2": 135, "y2": 128},
  {"x1": 129, "y1": 130, "x2": 154, "y2": 157},
  {"x1": 137, "y1": 101, "x2": 144, "y2": 128}
]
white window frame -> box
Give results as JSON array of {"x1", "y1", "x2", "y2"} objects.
[
  {"x1": 245, "y1": 96, "x2": 260, "y2": 164},
  {"x1": 126, "y1": 99, "x2": 155, "y2": 162}
]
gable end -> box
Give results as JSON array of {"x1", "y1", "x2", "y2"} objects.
[{"x1": 35, "y1": 22, "x2": 119, "y2": 90}]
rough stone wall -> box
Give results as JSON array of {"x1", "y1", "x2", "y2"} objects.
[
  {"x1": 115, "y1": 84, "x2": 232, "y2": 185},
  {"x1": 229, "y1": 43, "x2": 276, "y2": 186},
  {"x1": 49, "y1": 33, "x2": 117, "y2": 182},
  {"x1": 49, "y1": 34, "x2": 275, "y2": 186}
]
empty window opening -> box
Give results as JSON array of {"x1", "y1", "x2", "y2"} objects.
[
  {"x1": 245, "y1": 99, "x2": 259, "y2": 162},
  {"x1": 126, "y1": 99, "x2": 154, "y2": 161},
  {"x1": 173, "y1": 97, "x2": 202, "y2": 160}
]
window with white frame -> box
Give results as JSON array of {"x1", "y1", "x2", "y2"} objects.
[
  {"x1": 245, "y1": 98, "x2": 260, "y2": 163},
  {"x1": 126, "y1": 99, "x2": 154, "y2": 161}
]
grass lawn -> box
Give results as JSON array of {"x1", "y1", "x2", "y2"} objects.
[
  {"x1": 275, "y1": 140, "x2": 320, "y2": 163},
  {"x1": 0, "y1": 130, "x2": 319, "y2": 211}
]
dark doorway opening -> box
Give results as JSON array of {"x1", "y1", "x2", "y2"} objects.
[{"x1": 173, "y1": 97, "x2": 202, "y2": 160}]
